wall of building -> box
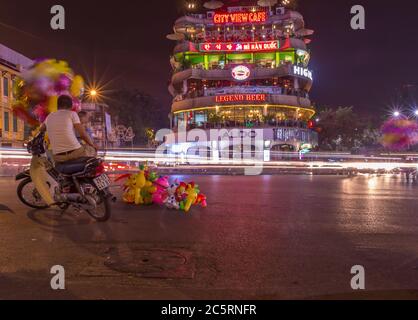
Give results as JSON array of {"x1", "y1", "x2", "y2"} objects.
[
  {"x1": 0, "y1": 64, "x2": 25, "y2": 147},
  {"x1": 0, "y1": 44, "x2": 33, "y2": 148}
]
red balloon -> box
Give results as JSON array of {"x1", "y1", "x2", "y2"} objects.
[
  {"x1": 72, "y1": 98, "x2": 81, "y2": 113},
  {"x1": 12, "y1": 104, "x2": 39, "y2": 127}
]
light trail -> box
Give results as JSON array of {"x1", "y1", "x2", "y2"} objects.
[{"x1": 1, "y1": 148, "x2": 417, "y2": 172}]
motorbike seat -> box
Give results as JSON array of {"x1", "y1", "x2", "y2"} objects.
[{"x1": 55, "y1": 157, "x2": 97, "y2": 175}]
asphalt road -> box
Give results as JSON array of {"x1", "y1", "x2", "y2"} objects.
[{"x1": 1, "y1": 174, "x2": 418, "y2": 300}]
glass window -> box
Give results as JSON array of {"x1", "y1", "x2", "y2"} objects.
[
  {"x1": 12, "y1": 79, "x2": 16, "y2": 99},
  {"x1": 195, "y1": 111, "x2": 207, "y2": 127},
  {"x1": 13, "y1": 114, "x2": 18, "y2": 132},
  {"x1": 3, "y1": 77, "x2": 9, "y2": 97},
  {"x1": 4, "y1": 111, "x2": 10, "y2": 132}
]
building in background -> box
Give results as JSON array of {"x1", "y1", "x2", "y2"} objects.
[
  {"x1": 80, "y1": 102, "x2": 115, "y2": 148},
  {"x1": 0, "y1": 44, "x2": 33, "y2": 147},
  {"x1": 167, "y1": 1, "x2": 318, "y2": 157}
]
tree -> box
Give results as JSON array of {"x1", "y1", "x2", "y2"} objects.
[
  {"x1": 108, "y1": 90, "x2": 169, "y2": 145},
  {"x1": 317, "y1": 107, "x2": 374, "y2": 151}
]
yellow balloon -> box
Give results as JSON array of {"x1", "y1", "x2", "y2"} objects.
[
  {"x1": 70, "y1": 75, "x2": 84, "y2": 97},
  {"x1": 32, "y1": 59, "x2": 73, "y2": 81},
  {"x1": 184, "y1": 185, "x2": 198, "y2": 213},
  {"x1": 47, "y1": 96, "x2": 58, "y2": 113}
]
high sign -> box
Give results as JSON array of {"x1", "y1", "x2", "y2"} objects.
[
  {"x1": 213, "y1": 11, "x2": 267, "y2": 24},
  {"x1": 199, "y1": 41, "x2": 279, "y2": 53},
  {"x1": 215, "y1": 94, "x2": 267, "y2": 103},
  {"x1": 292, "y1": 65, "x2": 313, "y2": 81}
]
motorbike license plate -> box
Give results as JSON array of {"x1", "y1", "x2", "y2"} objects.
[{"x1": 93, "y1": 174, "x2": 111, "y2": 190}]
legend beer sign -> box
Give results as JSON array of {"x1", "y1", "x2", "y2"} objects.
[
  {"x1": 215, "y1": 94, "x2": 267, "y2": 103},
  {"x1": 292, "y1": 65, "x2": 313, "y2": 81},
  {"x1": 213, "y1": 11, "x2": 267, "y2": 24}
]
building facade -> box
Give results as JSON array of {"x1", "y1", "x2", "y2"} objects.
[
  {"x1": 80, "y1": 102, "x2": 112, "y2": 148},
  {"x1": 167, "y1": 2, "x2": 318, "y2": 157},
  {"x1": 0, "y1": 44, "x2": 33, "y2": 147}
]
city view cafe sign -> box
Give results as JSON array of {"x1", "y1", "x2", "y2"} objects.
[{"x1": 213, "y1": 11, "x2": 268, "y2": 24}]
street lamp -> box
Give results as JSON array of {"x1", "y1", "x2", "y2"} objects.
[
  {"x1": 393, "y1": 111, "x2": 401, "y2": 118},
  {"x1": 89, "y1": 89, "x2": 98, "y2": 100},
  {"x1": 414, "y1": 109, "x2": 418, "y2": 116}
]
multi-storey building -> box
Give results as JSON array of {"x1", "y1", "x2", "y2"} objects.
[
  {"x1": 167, "y1": 1, "x2": 318, "y2": 157},
  {"x1": 0, "y1": 44, "x2": 33, "y2": 147},
  {"x1": 80, "y1": 102, "x2": 113, "y2": 148}
]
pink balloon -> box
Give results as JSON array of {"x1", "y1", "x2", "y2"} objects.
[
  {"x1": 72, "y1": 98, "x2": 81, "y2": 113},
  {"x1": 55, "y1": 74, "x2": 72, "y2": 92},
  {"x1": 33, "y1": 103, "x2": 49, "y2": 122},
  {"x1": 32, "y1": 77, "x2": 53, "y2": 97}
]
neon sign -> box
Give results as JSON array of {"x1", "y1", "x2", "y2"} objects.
[
  {"x1": 215, "y1": 94, "x2": 267, "y2": 103},
  {"x1": 213, "y1": 11, "x2": 267, "y2": 24},
  {"x1": 293, "y1": 65, "x2": 313, "y2": 81},
  {"x1": 231, "y1": 65, "x2": 251, "y2": 81},
  {"x1": 199, "y1": 41, "x2": 279, "y2": 53}
]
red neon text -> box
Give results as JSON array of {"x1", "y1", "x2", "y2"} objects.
[
  {"x1": 213, "y1": 11, "x2": 267, "y2": 24},
  {"x1": 215, "y1": 94, "x2": 267, "y2": 103},
  {"x1": 200, "y1": 41, "x2": 279, "y2": 53}
]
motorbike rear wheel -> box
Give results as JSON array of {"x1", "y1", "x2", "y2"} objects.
[{"x1": 85, "y1": 191, "x2": 112, "y2": 222}]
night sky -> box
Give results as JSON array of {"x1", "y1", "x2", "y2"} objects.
[{"x1": 0, "y1": 0, "x2": 417, "y2": 116}]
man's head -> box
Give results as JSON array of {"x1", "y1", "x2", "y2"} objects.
[{"x1": 57, "y1": 95, "x2": 73, "y2": 110}]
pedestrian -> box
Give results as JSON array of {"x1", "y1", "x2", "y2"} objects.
[{"x1": 77, "y1": 111, "x2": 97, "y2": 157}]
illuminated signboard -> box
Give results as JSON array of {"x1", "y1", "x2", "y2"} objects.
[
  {"x1": 231, "y1": 65, "x2": 251, "y2": 81},
  {"x1": 213, "y1": 11, "x2": 267, "y2": 24},
  {"x1": 199, "y1": 41, "x2": 280, "y2": 53},
  {"x1": 215, "y1": 94, "x2": 267, "y2": 103},
  {"x1": 292, "y1": 65, "x2": 313, "y2": 81}
]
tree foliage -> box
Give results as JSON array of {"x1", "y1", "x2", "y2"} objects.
[
  {"x1": 108, "y1": 90, "x2": 168, "y2": 145},
  {"x1": 317, "y1": 107, "x2": 380, "y2": 151}
]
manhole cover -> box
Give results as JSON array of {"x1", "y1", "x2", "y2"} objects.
[{"x1": 104, "y1": 247, "x2": 195, "y2": 279}]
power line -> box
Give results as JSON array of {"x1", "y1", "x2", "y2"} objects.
[{"x1": 0, "y1": 20, "x2": 43, "y2": 41}]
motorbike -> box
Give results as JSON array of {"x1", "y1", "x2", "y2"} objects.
[{"x1": 16, "y1": 132, "x2": 115, "y2": 222}]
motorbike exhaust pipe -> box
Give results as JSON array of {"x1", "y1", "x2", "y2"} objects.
[{"x1": 60, "y1": 193, "x2": 84, "y2": 203}]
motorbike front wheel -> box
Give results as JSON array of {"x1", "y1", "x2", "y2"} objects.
[{"x1": 17, "y1": 178, "x2": 49, "y2": 210}]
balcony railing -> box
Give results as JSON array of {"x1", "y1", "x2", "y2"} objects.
[{"x1": 175, "y1": 120, "x2": 312, "y2": 131}]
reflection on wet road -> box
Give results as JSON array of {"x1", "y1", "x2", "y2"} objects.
[{"x1": 0, "y1": 175, "x2": 417, "y2": 299}]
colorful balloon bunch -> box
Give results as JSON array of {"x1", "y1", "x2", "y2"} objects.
[
  {"x1": 160, "y1": 181, "x2": 207, "y2": 213},
  {"x1": 117, "y1": 165, "x2": 207, "y2": 213},
  {"x1": 117, "y1": 165, "x2": 158, "y2": 205},
  {"x1": 12, "y1": 59, "x2": 85, "y2": 127},
  {"x1": 381, "y1": 118, "x2": 418, "y2": 151}
]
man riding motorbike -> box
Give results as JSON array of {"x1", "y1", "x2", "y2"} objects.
[
  {"x1": 16, "y1": 94, "x2": 113, "y2": 222},
  {"x1": 39, "y1": 95, "x2": 98, "y2": 163}
]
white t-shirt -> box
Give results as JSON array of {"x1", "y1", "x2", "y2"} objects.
[{"x1": 45, "y1": 110, "x2": 82, "y2": 155}]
